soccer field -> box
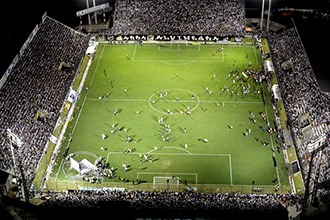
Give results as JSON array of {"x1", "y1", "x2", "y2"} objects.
[{"x1": 46, "y1": 42, "x2": 290, "y2": 193}]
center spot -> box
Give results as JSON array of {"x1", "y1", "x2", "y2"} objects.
[{"x1": 148, "y1": 88, "x2": 200, "y2": 115}]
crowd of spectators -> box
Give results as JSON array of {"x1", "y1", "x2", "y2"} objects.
[
  {"x1": 267, "y1": 27, "x2": 330, "y2": 207},
  {"x1": 1, "y1": 1, "x2": 330, "y2": 219},
  {"x1": 109, "y1": 0, "x2": 246, "y2": 37},
  {"x1": 32, "y1": 189, "x2": 302, "y2": 218},
  {"x1": 0, "y1": 16, "x2": 90, "y2": 190}
]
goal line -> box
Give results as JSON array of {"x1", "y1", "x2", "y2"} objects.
[
  {"x1": 157, "y1": 40, "x2": 200, "y2": 51},
  {"x1": 137, "y1": 172, "x2": 198, "y2": 185},
  {"x1": 153, "y1": 176, "x2": 179, "y2": 185}
]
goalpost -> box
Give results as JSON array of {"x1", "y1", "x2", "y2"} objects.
[
  {"x1": 153, "y1": 176, "x2": 180, "y2": 186},
  {"x1": 170, "y1": 39, "x2": 192, "y2": 46},
  {"x1": 157, "y1": 40, "x2": 200, "y2": 51},
  {"x1": 158, "y1": 39, "x2": 193, "y2": 47}
]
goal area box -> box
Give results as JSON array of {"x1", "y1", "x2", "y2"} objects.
[{"x1": 153, "y1": 176, "x2": 180, "y2": 186}]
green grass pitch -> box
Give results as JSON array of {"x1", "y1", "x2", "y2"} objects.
[{"x1": 48, "y1": 42, "x2": 290, "y2": 191}]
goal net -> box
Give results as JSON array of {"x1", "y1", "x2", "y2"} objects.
[
  {"x1": 157, "y1": 39, "x2": 193, "y2": 46},
  {"x1": 153, "y1": 176, "x2": 180, "y2": 186},
  {"x1": 171, "y1": 40, "x2": 193, "y2": 46},
  {"x1": 157, "y1": 40, "x2": 200, "y2": 51}
]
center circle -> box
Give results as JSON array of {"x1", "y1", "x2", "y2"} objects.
[{"x1": 148, "y1": 88, "x2": 200, "y2": 114}]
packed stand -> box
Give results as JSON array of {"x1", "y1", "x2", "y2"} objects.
[
  {"x1": 267, "y1": 27, "x2": 330, "y2": 205},
  {"x1": 37, "y1": 189, "x2": 303, "y2": 217},
  {"x1": 109, "y1": 0, "x2": 246, "y2": 37},
  {"x1": 0, "y1": 16, "x2": 90, "y2": 187}
]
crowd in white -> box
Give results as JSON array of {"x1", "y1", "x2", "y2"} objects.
[
  {"x1": 268, "y1": 28, "x2": 330, "y2": 205},
  {"x1": 109, "y1": 0, "x2": 246, "y2": 36},
  {"x1": 38, "y1": 189, "x2": 302, "y2": 217},
  {"x1": 0, "y1": 0, "x2": 329, "y2": 218},
  {"x1": 0, "y1": 16, "x2": 90, "y2": 186}
]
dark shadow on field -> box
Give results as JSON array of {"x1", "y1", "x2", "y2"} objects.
[
  {"x1": 136, "y1": 138, "x2": 142, "y2": 143},
  {"x1": 154, "y1": 135, "x2": 163, "y2": 141},
  {"x1": 111, "y1": 168, "x2": 118, "y2": 172},
  {"x1": 180, "y1": 104, "x2": 193, "y2": 112},
  {"x1": 151, "y1": 115, "x2": 158, "y2": 122},
  {"x1": 120, "y1": 87, "x2": 131, "y2": 97},
  {"x1": 178, "y1": 127, "x2": 187, "y2": 133},
  {"x1": 123, "y1": 148, "x2": 136, "y2": 154},
  {"x1": 115, "y1": 126, "x2": 126, "y2": 132},
  {"x1": 201, "y1": 85, "x2": 208, "y2": 93},
  {"x1": 200, "y1": 107, "x2": 208, "y2": 113},
  {"x1": 214, "y1": 101, "x2": 222, "y2": 107},
  {"x1": 112, "y1": 108, "x2": 123, "y2": 115},
  {"x1": 171, "y1": 73, "x2": 183, "y2": 80},
  {"x1": 109, "y1": 79, "x2": 116, "y2": 88},
  {"x1": 105, "y1": 122, "x2": 113, "y2": 128},
  {"x1": 104, "y1": 92, "x2": 112, "y2": 99},
  {"x1": 150, "y1": 157, "x2": 159, "y2": 162},
  {"x1": 179, "y1": 143, "x2": 185, "y2": 148},
  {"x1": 169, "y1": 95, "x2": 185, "y2": 103},
  {"x1": 227, "y1": 124, "x2": 233, "y2": 129},
  {"x1": 155, "y1": 134, "x2": 176, "y2": 143},
  {"x1": 151, "y1": 115, "x2": 169, "y2": 122},
  {"x1": 118, "y1": 177, "x2": 129, "y2": 183},
  {"x1": 178, "y1": 107, "x2": 186, "y2": 113},
  {"x1": 149, "y1": 98, "x2": 159, "y2": 105},
  {"x1": 111, "y1": 123, "x2": 119, "y2": 128},
  {"x1": 197, "y1": 138, "x2": 208, "y2": 143}
]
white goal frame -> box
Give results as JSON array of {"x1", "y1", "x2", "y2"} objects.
[{"x1": 153, "y1": 176, "x2": 179, "y2": 186}]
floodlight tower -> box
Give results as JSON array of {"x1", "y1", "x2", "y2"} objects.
[
  {"x1": 93, "y1": 0, "x2": 97, "y2": 24},
  {"x1": 260, "y1": 0, "x2": 272, "y2": 32},
  {"x1": 266, "y1": 0, "x2": 272, "y2": 32},
  {"x1": 86, "y1": 0, "x2": 91, "y2": 25},
  {"x1": 303, "y1": 134, "x2": 329, "y2": 209},
  {"x1": 76, "y1": 2, "x2": 110, "y2": 27},
  {"x1": 85, "y1": 0, "x2": 98, "y2": 25},
  {"x1": 260, "y1": 0, "x2": 265, "y2": 31},
  {"x1": 7, "y1": 129, "x2": 29, "y2": 203}
]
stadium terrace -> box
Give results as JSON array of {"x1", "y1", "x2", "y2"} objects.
[{"x1": 0, "y1": 0, "x2": 330, "y2": 219}]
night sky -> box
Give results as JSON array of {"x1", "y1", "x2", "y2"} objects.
[{"x1": 0, "y1": 0, "x2": 329, "y2": 90}]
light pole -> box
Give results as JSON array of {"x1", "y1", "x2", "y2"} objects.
[
  {"x1": 7, "y1": 129, "x2": 29, "y2": 203},
  {"x1": 266, "y1": 0, "x2": 272, "y2": 33},
  {"x1": 86, "y1": 0, "x2": 91, "y2": 25},
  {"x1": 261, "y1": 0, "x2": 272, "y2": 33},
  {"x1": 260, "y1": 0, "x2": 265, "y2": 31},
  {"x1": 93, "y1": 0, "x2": 97, "y2": 24}
]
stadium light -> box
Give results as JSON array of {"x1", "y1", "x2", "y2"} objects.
[
  {"x1": 266, "y1": 0, "x2": 272, "y2": 32},
  {"x1": 87, "y1": 0, "x2": 91, "y2": 25},
  {"x1": 7, "y1": 129, "x2": 30, "y2": 203},
  {"x1": 76, "y1": 0, "x2": 110, "y2": 26},
  {"x1": 260, "y1": 0, "x2": 265, "y2": 31},
  {"x1": 260, "y1": 0, "x2": 272, "y2": 32}
]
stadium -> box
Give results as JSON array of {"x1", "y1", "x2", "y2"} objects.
[{"x1": 0, "y1": 0, "x2": 329, "y2": 219}]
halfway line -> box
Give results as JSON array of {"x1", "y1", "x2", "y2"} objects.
[{"x1": 86, "y1": 98, "x2": 262, "y2": 104}]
